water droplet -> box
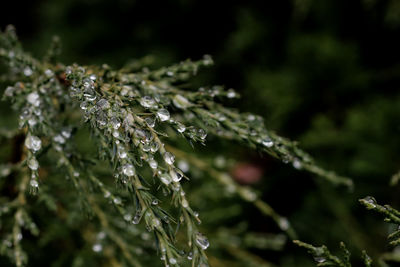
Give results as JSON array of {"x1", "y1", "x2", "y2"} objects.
[
  {"x1": 124, "y1": 114, "x2": 134, "y2": 127},
  {"x1": 278, "y1": 217, "x2": 290, "y2": 231},
  {"x1": 19, "y1": 108, "x2": 30, "y2": 120},
  {"x1": 182, "y1": 198, "x2": 189, "y2": 208},
  {"x1": 25, "y1": 135, "x2": 42, "y2": 152},
  {"x1": 163, "y1": 152, "x2": 175, "y2": 165},
  {"x1": 65, "y1": 67, "x2": 72, "y2": 75},
  {"x1": 97, "y1": 99, "x2": 110, "y2": 110},
  {"x1": 124, "y1": 214, "x2": 132, "y2": 221},
  {"x1": 27, "y1": 158, "x2": 39, "y2": 170},
  {"x1": 203, "y1": 54, "x2": 213, "y2": 65},
  {"x1": 30, "y1": 179, "x2": 39, "y2": 188},
  {"x1": 104, "y1": 191, "x2": 111, "y2": 198},
  {"x1": 27, "y1": 92, "x2": 40, "y2": 107},
  {"x1": 157, "y1": 108, "x2": 170, "y2": 121},
  {"x1": 172, "y1": 95, "x2": 191, "y2": 109},
  {"x1": 145, "y1": 117, "x2": 155, "y2": 128},
  {"x1": 80, "y1": 101, "x2": 89, "y2": 110},
  {"x1": 150, "y1": 142, "x2": 160, "y2": 153},
  {"x1": 214, "y1": 156, "x2": 226, "y2": 168},
  {"x1": 211, "y1": 112, "x2": 224, "y2": 122},
  {"x1": 44, "y1": 69, "x2": 53, "y2": 78},
  {"x1": 73, "y1": 171, "x2": 80, "y2": 177},
  {"x1": 97, "y1": 232, "x2": 106, "y2": 240},
  {"x1": 132, "y1": 212, "x2": 141, "y2": 224},
  {"x1": 120, "y1": 85, "x2": 131, "y2": 96},
  {"x1": 197, "y1": 128, "x2": 207, "y2": 140},
  {"x1": 152, "y1": 217, "x2": 161, "y2": 228},
  {"x1": 178, "y1": 160, "x2": 189, "y2": 172},
  {"x1": 250, "y1": 130, "x2": 258, "y2": 136},
  {"x1": 116, "y1": 145, "x2": 127, "y2": 158},
  {"x1": 169, "y1": 258, "x2": 177, "y2": 265},
  {"x1": 149, "y1": 159, "x2": 158, "y2": 169},
  {"x1": 4, "y1": 86, "x2": 15, "y2": 97},
  {"x1": 96, "y1": 112, "x2": 107, "y2": 127},
  {"x1": 187, "y1": 252, "x2": 193, "y2": 260},
  {"x1": 84, "y1": 89, "x2": 96, "y2": 102},
  {"x1": 28, "y1": 118, "x2": 37, "y2": 126},
  {"x1": 152, "y1": 199, "x2": 158, "y2": 205},
  {"x1": 53, "y1": 134, "x2": 66, "y2": 144},
  {"x1": 17, "y1": 233, "x2": 23, "y2": 241},
  {"x1": 122, "y1": 164, "x2": 135, "y2": 176},
  {"x1": 313, "y1": 256, "x2": 326, "y2": 263},
  {"x1": 92, "y1": 243, "x2": 102, "y2": 252},
  {"x1": 292, "y1": 159, "x2": 302, "y2": 169},
  {"x1": 195, "y1": 232, "x2": 209, "y2": 250},
  {"x1": 241, "y1": 188, "x2": 257, "y2": 201},
  {"x1": 227, "y1": 89, "x2": 237, "y2": 98},
  {"x1": 142, "y1": 143, "x2": 151, "y2": 152},
  {"x1": 113, "y1": 197, "x2": 122, "y2": 205},
  {"x1": 0, "y1": 166, "x2": 11, "y2": 177},
  {"x1": 262, "y1": 138, "x2": 274, "y2": 148},
  {"x1": 143, "y1": 131, "x2": 153, "y2": 143},
  {"x1": 83, "y1": 78, "x2": 93, "y2": 88},
  {"x1": 247, "y1": 114, "x2": 256, "y2": 121},
  {"x1": 160, "y1": 173, "x2": 171, "y2": 185},
  {"x1": 362, "y1": 196, "x2": 377, "y2": 208},
  {"x1": 112, "y1": 130, "x2": 120, "y2": 138},
  {"x1": 170, "y1": 169, "x2": 183, "y2": 182},
  {"x1": 176, "y1": 122, "x2": 186, "y2": 133},
  {"x1": 23, "y1": 67, "x2": 33, "y2": 76},
  {"x1": 134, "y1": 128, "x2": 147, "y2": 139},
  {"x1": 61, "y1": 129, "x2": 72, "y2": 139},
  {"x1": 172, "y1": 184, "x2": 180, "y2": 192},
  {"x1": 140, "y1": 96, "x2": 156, "y2": 109},
  {"x1": 110, "y1": 117, "x2": 121, "y2": 129},
  {"x1": 33, "y1": 109, "x2": 41, "y2": 116}
]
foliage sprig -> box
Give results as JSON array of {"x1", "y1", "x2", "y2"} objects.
[{"x1": 0, "y1": 25, "x2": 351, "y2": 266}]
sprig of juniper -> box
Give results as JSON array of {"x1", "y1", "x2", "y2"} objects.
[
  {"x1": 359, "y1": 196, "x2": 400, "y2": 246},
  {"x1": 293, "y1": 240, "x2": 372, "y2": 267},
  {"x1": 294, "y1": 197, "x2": 400, "y2": 266},
  {"x1": 0, "y1": 25, "x2": 351, "y2": 267}
]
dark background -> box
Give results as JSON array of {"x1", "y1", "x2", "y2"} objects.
[{"x1": 2, "y1": 0, "x2": 400, "y2": 266}]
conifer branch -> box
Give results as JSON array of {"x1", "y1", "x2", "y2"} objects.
[{"x1": 0, "y1": 25, "x2": 353, "y2": 266}]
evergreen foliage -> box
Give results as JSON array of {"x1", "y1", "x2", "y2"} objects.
[
  {"x1": 0, "y1": 26, "x2": 351, "y2": 266},
  {"x1": 294, "y1": 196, "x2": 400, "y2": 266},
  {"x1": 1, "y1": 2, "x2": 400, "y2": 265}
]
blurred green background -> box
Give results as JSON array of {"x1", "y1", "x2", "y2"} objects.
[{"x1": 2, "y1": 0, "x2": 400, "y2": 266}]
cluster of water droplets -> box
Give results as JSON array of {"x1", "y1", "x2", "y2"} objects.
[
  {"x1": 52, "y1": 128, "x2": 72, "y2": 152},
  {"x1": 181, "y1": 126, "x2": 208, "y2": 143},
  {"x1": 92, "y1": 231, "x2": 106, "y2": 253},
  {"x1": 64, "y1": 67, "x2": 211, "y2": 266},
  {"x1": 25, "y1": 134, "x2": 41, "y2": 153},
  {"x1": 69, "y1": 73, "x2": 108, "y2": 127},
  {"x1": 24, "y1": 134, "x2": 42, "y2": 190},
  {"x1": 17, "y1": 89, "x2": 44, "y2": 128}
]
